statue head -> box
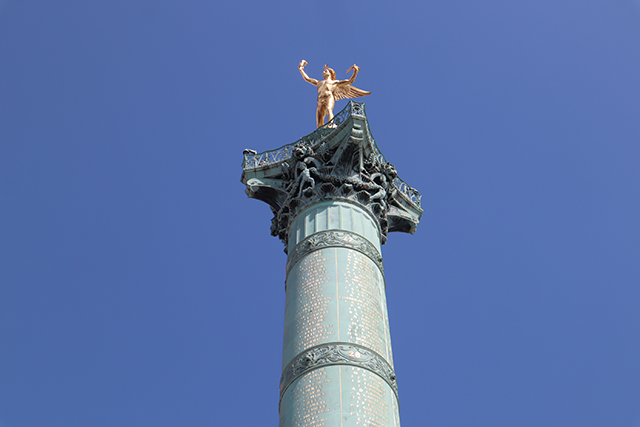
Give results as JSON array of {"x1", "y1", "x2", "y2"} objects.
[{"x1": 323, "y1": 65, "x2": 336, "y2": 80}]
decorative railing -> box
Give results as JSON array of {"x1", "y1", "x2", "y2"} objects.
[
  {"x1": 242, "y1": 144, "x2": 294, "y2": 169},
  {"x1": 393, "y1": 177, "x2": 422, "y2": 207},
  {"x1": 241, "y1": 102, "x2": 363, "y2": 171},
  {"x1": 242, "y1": 101, "x2": 422, "y2": 208}
]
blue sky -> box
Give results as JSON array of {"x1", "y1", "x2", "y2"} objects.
[{"x1": 1, "y1": 1, "x2": 639, "y2": 426}]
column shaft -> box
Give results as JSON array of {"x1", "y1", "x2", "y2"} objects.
[{"x1": 279, "y1": 201, "x2": 400, "y2": 427}]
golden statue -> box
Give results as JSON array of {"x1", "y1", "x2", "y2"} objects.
[{"x1": 299, "y1": 60, "x2": 371, "y2": 128}]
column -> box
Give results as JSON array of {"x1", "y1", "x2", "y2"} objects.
[{"x1": 241, "y1": 101, "x2": 422, "y2": 427}]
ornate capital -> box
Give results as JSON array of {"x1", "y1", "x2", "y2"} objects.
[
  {"x1": 279, "y1": 342, "x2": 398, "y2": 405},
  {"x1": 241, "y1": 102, "x2": 422, "y2": 248}
]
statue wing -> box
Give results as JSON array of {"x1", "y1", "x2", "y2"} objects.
[{"x1": 333, "y1": 85, "x2": 371, "y2": 101}]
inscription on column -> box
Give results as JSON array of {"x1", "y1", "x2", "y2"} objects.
[
  {"x1": 284, "y1": 368, "x2": 332, "y2": 427},
  {"x1": 348, "y1": 367, "x2": 396, "y2": 427},
  {"x1": 341, "y1": 251, "x2": 388, "y2": 360},
  {"x1": 292, "y1": 251, "x2": 335, "y2": 355}
]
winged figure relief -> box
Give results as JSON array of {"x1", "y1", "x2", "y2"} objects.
[{"x1": 299, "y1": 60, "x2": 371, "y2": 128}]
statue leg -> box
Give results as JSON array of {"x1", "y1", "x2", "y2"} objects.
[
  {"x1": 316, "y1": 103, "x2": 327, "y2": 128},
  {"x1": 326, "y1": 97, "x2": 335, "y2": 124}
]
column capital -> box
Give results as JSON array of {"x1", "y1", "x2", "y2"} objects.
[{"x1": 241, "y1": 102, "x2": 422, "y2": 250}]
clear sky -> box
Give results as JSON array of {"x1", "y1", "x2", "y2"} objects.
[{"x1": 1, "y1": 1, "x2": 639, "y2": 426}]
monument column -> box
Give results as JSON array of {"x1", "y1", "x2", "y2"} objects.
[{"x1": 241, "y1": 102, "x2": 422, "y2": 427}]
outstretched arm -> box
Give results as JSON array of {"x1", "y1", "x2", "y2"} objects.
[
  {"x1": 336, "y1": 64, "x2": 360, "y2": 86},
  {"x1": 299, "y1": 60, "x2": 319, "y2": 86}
]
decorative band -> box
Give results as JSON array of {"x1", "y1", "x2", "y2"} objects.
[
  {"x1": 279, "y1": 342, "x2": 398, "y2": 404},
  {"x1": 286, "y1": 230, "x2": 383, "y2": 275}
]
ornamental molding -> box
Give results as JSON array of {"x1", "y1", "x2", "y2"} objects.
[
  {"x1": 286, "y1": 230, "x2": 383, "y2": 275},
  {"x1": 279, "y1": 342, "x2": 398, "y2": 405},
  {"x1": 241, "y1": 102, "x2": 422, "y2": 250}
]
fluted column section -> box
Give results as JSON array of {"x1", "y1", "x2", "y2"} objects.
[{"x1": 279, "y1": 200, "x2": 400, "y2": 427}]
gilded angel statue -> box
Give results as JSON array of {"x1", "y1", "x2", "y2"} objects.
[{"x1": 299, "y1": 60, "x2": 371, "y2": 128}]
